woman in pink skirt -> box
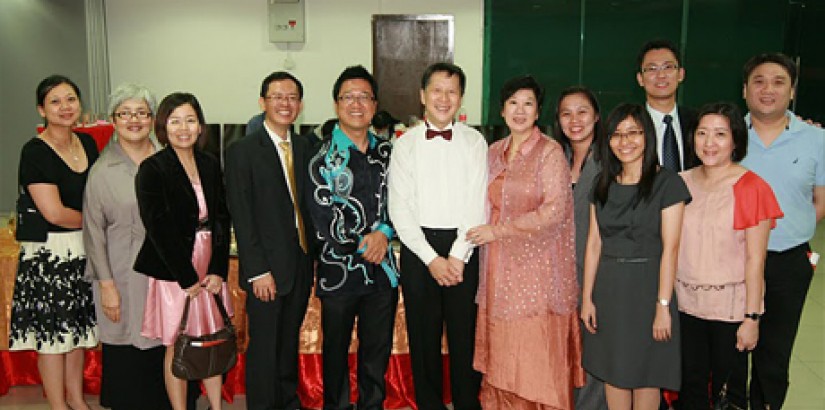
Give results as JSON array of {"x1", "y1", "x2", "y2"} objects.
[{"x1": 133, "y1": 92, "x2": 232, "y2": 410}]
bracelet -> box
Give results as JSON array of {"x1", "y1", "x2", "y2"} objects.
[{"x1": 657, "y1": 298, "x2": 670, "y2": 307}]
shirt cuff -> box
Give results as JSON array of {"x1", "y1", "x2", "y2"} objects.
[
  {"x1": 374, "y1": 222, "x2": 394, "y2": 240},
  {"x1": 449, "y1": 240, "x2": 474, "y2": 263},
  {"x1": 248, "y1": 272, "x2": 271, "y2": 283}
]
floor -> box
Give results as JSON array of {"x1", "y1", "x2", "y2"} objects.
[{"x1": 1, "y1": 226, "x2": 824, "y2": 409}]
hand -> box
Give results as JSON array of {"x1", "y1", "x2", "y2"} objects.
[
  {"x1": 580, "y1": 300, "x2": 597, "y2": 334},
  {"x1": 252, "y1": 273, "x2": 277, "y2": 302},
  {"x1": 202, "y1": 274, "x2": 223, "y2": 294},
  {"x1": 99, "y1": 280, "x2": 121, "y2": 323},
  {"x1": 446, "y1": 256, "x2": 465, "y2": 283},
  {"x1": 652, "y1": 305, "x2": 672, "y2": 342},
  {"x1": 736, "y1": 319, "x2": 759, "y2": 351},
  {"x1": 184, "y1": 282, "x2": 202, "y2": 298},
  {"x1": 427, "y1": 257, "x2": 458, "y2": 287},
  {"x1": 466, "y1": 225, "x2": 496, "y2": 246},
  {"x1": 359, "y1": 231, "x2": 389, "y2": 264}
]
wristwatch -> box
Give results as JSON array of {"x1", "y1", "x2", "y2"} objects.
[
  {"x1": 657, "y1": 298, "x2": 670, "y2": 307},
  {"x1": 744, "y1": 312, "x2": 762, "y2": 321}
]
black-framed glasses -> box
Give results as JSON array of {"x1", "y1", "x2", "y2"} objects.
[
  {"x1": 337, "y1": 93, "x2": 375, "y2": 105},
  {"x1": 610, "y1": 129, "x2": 645, "y2": 140},
  {"x1": 115, "y1": 111, "x2": 152, "y2": 120}
]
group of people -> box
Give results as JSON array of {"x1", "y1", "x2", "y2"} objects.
[{"x1": 8, "y1": 38, "x2": 823, "y2": 410}]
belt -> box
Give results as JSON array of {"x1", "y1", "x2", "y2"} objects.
[{"x1": 602, "y1": 255, "x2": 650, "y2": 263}]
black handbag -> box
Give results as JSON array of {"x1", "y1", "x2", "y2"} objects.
[
  {"x1": 171, "y1": 293, "x2": 237, "y2": 380},
  {"x1": 15, "y1": 185, "x2": 48, "y2": 242}
]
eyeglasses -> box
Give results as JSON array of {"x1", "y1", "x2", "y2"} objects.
[
  {"x1": 610, "y1": 129, "x2": 645, "y2": 140},
  {"x1": 167, "y1": 117, "x2": 199, "y2": 128},
  {"x1": 115, "y1": 111, "x2": 152, "y2": 120},
  {"x1": 264, "y1": 94, "x2": 300, "y2": 104},
  {"x1": 337, "y1": 93, "x2": 375, "y2": 105},
  {"x1": 641, "y1": 62, "x2": 680, "y2": 75}
]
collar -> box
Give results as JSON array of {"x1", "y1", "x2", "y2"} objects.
[
  {"x1": 263, "y1": 121, "x2": 291, "y2": 145},
  {"x1": 497, "y1": 126, "x2": 542, "y2": 162},
  {"x1": 745, "y1": 110, "x2": 794, "y2": 131},
  {"x1": 105, "y1": 134, "x2": 160, "y2": 167},
  {"x1": 425, "y1": 120, "x2": 454, "y2": 132},
  {"x1": 331, "y1": 124, "x2": 377, "y2": 154},
  {"x1": 646, "y1": 102, "x2": 679, "y2": 124}
]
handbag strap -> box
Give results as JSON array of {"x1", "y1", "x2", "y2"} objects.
[{"x1": 176, "y1": 292, "x2": 232, "y2": 334}]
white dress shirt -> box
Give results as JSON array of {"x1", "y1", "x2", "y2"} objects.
[
  {"x1": 646, "y1": 103, "x2": 684, "y2": 170},
  {"x1": 388, "y1": 122, "x2": 488, "y2": 265}
]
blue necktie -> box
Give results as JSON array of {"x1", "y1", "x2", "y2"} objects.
[{"x1": 662, "y1": 114, "x2": 681, "y2": 172}]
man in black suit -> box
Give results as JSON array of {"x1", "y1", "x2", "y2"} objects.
[
  {"x1": 636, "y1": 39, "x2": 699, "y2": 171},
  {"x1": 225, "y1": 71, "x2": 314, "y2": 410}
]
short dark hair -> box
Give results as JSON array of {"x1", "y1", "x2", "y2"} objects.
[
  {"x1": 260, "y1": 71, "x2": 303, "y2": 99},
  {"x1": 154, "y1": 92, "x2": 209, "y2": 148},
  {"x1": 332, "y1": 65, "x2": 377, "y2": 101},
  {"x1": 695, "y1": 102, "x2": 748, "y2": 162},
  {"x1": 551, "y1": 86, "x2": 604, "y2": 163},
  {"x1": 594, "y1": 103, "x2": 659, "y2": 207},
  {"x1": 742, "y1": 52, "x2": 798, "y2": 85},
  {"x1": 499, "y1": 75, "x2": 545, "y2": 115},
  {"x1": 36, "y1": 74, "x2": 81, "y2": 107},
  {"x1": 421, "y1": 62, "x2": 466, "y2": 95},
  {"x1": 637, "y1": 39, "x2": 682, "y2": 70}
]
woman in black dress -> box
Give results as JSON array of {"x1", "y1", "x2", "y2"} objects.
[
  {"x1": 580, "y1": 104, "x2": 690, "y2": 410},
  {"x1": 10, "y1": 75, "x2": 99, "y2": 410}
]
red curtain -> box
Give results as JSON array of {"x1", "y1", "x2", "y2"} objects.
[{"x1": 0, "y1": 351, "x2": 454, "y2": 409}]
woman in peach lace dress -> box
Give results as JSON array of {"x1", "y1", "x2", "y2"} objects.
[{"x1": 468, "y1": 75, "x2": 584, "y2": 409}]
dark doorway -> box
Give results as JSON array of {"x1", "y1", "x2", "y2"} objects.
[{"x1": 372, "y1": 15, "x2": 454, "y2": 125}]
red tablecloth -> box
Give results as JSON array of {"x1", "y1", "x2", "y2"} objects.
[{"x1": 36, "y1": 123, "x2": 115, "y2": 152}]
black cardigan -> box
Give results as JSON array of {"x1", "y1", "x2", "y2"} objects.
[{"x1": 133, "y1": 146, "x2": 230, "y2": 289}]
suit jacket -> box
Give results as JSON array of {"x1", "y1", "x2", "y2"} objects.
[
  {"x1": 224, "y1": 127, "x2": 313, "y2": 295},
  {"x1": 133, "y1": 146, "x2": 230, "y2": 289},
  {"x1": 678, "y1": 105, "x2": 700, "y2": 170}
]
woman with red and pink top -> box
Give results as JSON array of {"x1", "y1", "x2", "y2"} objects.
[{"x1": 675, "y1": 102, "x2": 782, "y2": 409}]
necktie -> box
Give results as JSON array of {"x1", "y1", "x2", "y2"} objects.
[
  {"x1": 425, "y1": 128, "x2": 453, "y2": 141},
  {"x1": 279, "y1": 141, "x2": 307, "y2": 253},
  {"x1": 662, "y1": 114, "x2": 681, "y2": 172}
]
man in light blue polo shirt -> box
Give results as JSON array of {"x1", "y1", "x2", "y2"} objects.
[{"x1": 740, "y1": 52, "x2": 825, "y2": 410}]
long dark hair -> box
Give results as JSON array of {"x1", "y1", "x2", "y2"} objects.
[
  {"x1": 551, "y1": 86, "x2": 604, "y2": 165},
  {"x1": 593, "y1": 103, "x2": 659, "y2": 207}
]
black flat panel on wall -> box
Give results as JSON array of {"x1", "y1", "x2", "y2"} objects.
[
  {"x1": 486, "y1": 0, "x2": 580, "y2": 127},
  {"x1": 484, "y1": 0, "x2": 823, "y2": 126}
]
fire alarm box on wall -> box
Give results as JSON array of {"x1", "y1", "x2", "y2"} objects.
[{"x1": 269, "y1": 0, "x2": 305, "y2": 43}]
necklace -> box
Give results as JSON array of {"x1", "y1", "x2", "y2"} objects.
[{"x1": 43, "y1": 131, "x2": 80, "y2": 162}]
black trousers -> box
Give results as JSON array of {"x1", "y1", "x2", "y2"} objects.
[
  {"x1": 245, "y1": 263, "x2": 312, "y2": 410},
  {"x1": 750, "y1": 243, "x2": 813, "y2": 410},
  {"x1": 676, "y1": 312, "x2": 748, "y2": 410},
  {"x1": 400, "y1": 228, "x2": 482, "y2": 410},
  {"x1": 321, "y1": 288, "x2": 399, "y2": 410}
]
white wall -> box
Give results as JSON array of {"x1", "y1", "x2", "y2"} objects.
[
  {"x1": 105, "y1": 0, "x2": 484, "y2": 126},
  {"x1": 0, "y1": 0, "x2": 90, "y2": 212}
]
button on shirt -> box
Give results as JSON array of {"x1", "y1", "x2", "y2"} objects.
[
  {"x1": 647, "y1": 104, "x2": 684, "y2": 170},
  {"x1": 388, "y1": 122, "x2": 488, "y2": 265},
  {"x1": 741, "y1": 112, "x2": 825, "y2": 251}
]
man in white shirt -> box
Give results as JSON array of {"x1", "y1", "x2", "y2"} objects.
[
  {"x1": 388, "y1": 62, "x2": 487, "y2": 410},
  {"x1": 636, "y1": 39, "x2": 699, "y2": 172}
]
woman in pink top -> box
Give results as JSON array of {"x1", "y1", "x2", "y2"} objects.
[
  {"x1": 468, "y1": 75, "x2": 584, "y2": 409},
  {"x1": 676, "y1": 102, "x2": 782, "y2": 409}
]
